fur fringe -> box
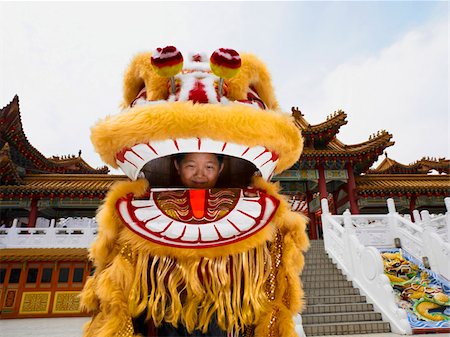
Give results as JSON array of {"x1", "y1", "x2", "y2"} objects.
[
  {"x1": 91, "y1": 101, "x2": 303, "y2": 175},
  {"x1": 125, "y1": 244, "x2": 271, "y2": 334},
  {"x1": 81, "y1": 177, "x2": 309, "y2": 337}
]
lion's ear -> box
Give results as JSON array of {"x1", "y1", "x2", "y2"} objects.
[
  {"x1": 226, "y1": 53, "x2": 280, "y2": 111},
  {"x1": 121, "y1": 52, "x2": 170, "y2": 108}
]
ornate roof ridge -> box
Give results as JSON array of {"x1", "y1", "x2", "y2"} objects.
[
  {"x1": 292, "y1": 107, "x2": 348, "y2": 133},
  {"x1": 302, "y1": 130, "x2": 394, "y2": 154},
  {"x1": 369, "y1": 154, "x2": 450, "y2": 174},
  {"x1": 0, "y1": 248, "x2": 88, "y2": 262},
  {"x1": 344, "y1": 130, "x2": 393, "y2": 149},
  {"x1": 47, "y1": 155, "x2": 110, "y2": 174},
  {"x1": 308, "y1": 110, "x2": 347, "y2": 132},
  {"x1": 0, "y1": 173, "x2": 126, "y2": 196},
  {"x1": 356, "y1": 173, "x2": 450, "y2": 196},
  {"x1": 23, "y1": 173, "x2": 126, "y2": 180},
  {"x1": 358, "y1": 173, "x2": 449, "y2": 180},
  {"x1": 0, "y1": 142, "x2": 24, "y2": 185}
]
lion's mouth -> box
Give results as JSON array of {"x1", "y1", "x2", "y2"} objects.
[
  {"x1": 115, "y1": 138, "x2": 279, "y2": 181},
  {"x1": 116, "y1": 188, "x2": 279, "y2": 248}
]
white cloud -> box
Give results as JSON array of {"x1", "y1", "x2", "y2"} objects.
[
  {"x1": 0, "y1": 2, "x2": 448, "y2": 173},
  {"x1": 301, "y1": 19, "x2": 449, "y2": 167}
]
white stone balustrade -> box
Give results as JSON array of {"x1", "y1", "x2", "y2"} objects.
[
  {"x1": 0, "y1": 217, "x2": 98, "y2": 249},
  {"x1": 321, "y1": 197, "x2": 450, "y2": 334}
]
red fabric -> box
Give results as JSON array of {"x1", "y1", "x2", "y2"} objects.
[{"x1": 188, "y1": 80, "x2": 209, "y2": 104}]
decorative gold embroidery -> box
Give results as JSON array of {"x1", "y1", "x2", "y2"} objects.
[
  {"x1": 120, "y1": 243, "x2": 134, "y2": 264},
  {"x1": 243, "y1": 325, "x2": 255, "y2": 337},
  {"x1": 117, "y1": 316, "x2": 134, "y2": 337},
  {"x1": 267, "y1": 307, "x2": 279, "y2": 337},
  {"x1": 282, "y1": 276, "x2": 290, "y2": 307},
  {"x1": 265, "y1": 231, "x2": 283, "y2": 301}
]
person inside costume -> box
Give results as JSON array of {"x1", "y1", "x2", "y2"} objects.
[
  {"x1": 174, "y1": 153, "x2": 224, "y2": 189},
  {"x1": 80, "y1": 47, "x2": 309, "y2": 337}
]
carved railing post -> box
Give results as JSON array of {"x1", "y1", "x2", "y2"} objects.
[
  {"x1": 412, "y1": 209, "x2": 421, "y2": 224},
  {"x1": 387, "y1": 198, "x2": 399, "y2": 247},
  {"x1": 445, "y1": 197, "x2": 450, "y2": 242},
  {"x1": 420, "y1": 210, "x2": 435, "y2": 270},
  {"x1": 343, "y1": 209, "x2": 356, "y2": 275}
]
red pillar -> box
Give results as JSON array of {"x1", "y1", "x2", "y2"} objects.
[
  {"x1": 332, "y1": 190, "x2": 340, "y2": 215},
  {"x1": 346, "y1": 162, "x2": 360, "y2": 214},
  {"x1": 409, "y1": 194, "x2": 417, "y2": 221},
  {"x1": 28, "y1": 196, "x2": 39, "y2": 228},
  {"x1": 306, "y1": 190, "x2": 318, "y2": 240},
  {"x1": 318, "y1": 164, "x2": 328, "y2": 200}
]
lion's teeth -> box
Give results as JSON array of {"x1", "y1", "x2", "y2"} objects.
[
  {"x1": 117, "y1": 138, "x2": 278, "y2": 181},
  {"x1": 199, "y1": 224, "x2": 219, "y2": 241},
  {"x1": 214, "y1": 222, "x2": 239, "y2": 238},
  {"x1": 225, "y1": 211, "x2": 254, "y2": 232},
  {"x1": 181, "y1": 225, "x2": 200, "y2": 242},
  {"x1": 161, "y1": 222, "x2": 184, "y2": 239}
]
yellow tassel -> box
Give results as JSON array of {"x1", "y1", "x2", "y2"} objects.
[
  {"x1": 129, "y1": 253, "x2": 149, "y2": 317},
  {"x1": 123, "y1": 244, "x2": 271, "y2": 335}
]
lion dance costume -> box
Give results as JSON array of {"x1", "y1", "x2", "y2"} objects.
[{"x1": 80, "y1": 47, "x2": 309, "y2": 337}]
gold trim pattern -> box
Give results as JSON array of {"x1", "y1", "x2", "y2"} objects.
[
  {"x1": 120, "y1": 243, "x2": 134, "y2": 264},
  {"x1": 117, "y1": 316, "x2": 134, "y2": 337},
  {"x1": 19, "y1": 291, "x2": 50, "y2": 314},
  {"x1": 265, "y1": 231, "x2": 283, "y2": 301},
  {"x1": 53, "y1": 291, "x2": 81, "y2": 314},
  {"x1": 3, "y1": 289, "x2": 17, "y2": 308}
]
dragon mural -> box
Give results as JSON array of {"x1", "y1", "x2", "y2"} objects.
[{"x1": 382, "y1": 250, "x2": 450, "y2": 331}]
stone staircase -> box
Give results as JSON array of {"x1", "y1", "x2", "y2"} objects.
[{"x1": 302, "y1": 240, "x2": 391, "y2": 336}]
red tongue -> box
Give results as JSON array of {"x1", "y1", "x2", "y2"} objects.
[{"x1": 189, "y1": 189, "x2": 206, "y2": 219}]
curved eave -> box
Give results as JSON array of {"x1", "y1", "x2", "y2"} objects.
[
  {"x1": 292, "y1": 108, "x2": 348, "y2": 145},
  {"x1": 1, "y1": 96, "x2": 108, "y2": 175},
  {"x1": 0, "y1": 248, "x2": 88, "y2": 262},
  {"x1": 0, "y1": 143, "x2": 24, "y2": 185},
  {"x1": 369, "y1": 157, "x2": 450, "y2": 175},
  {"x1": 0, "y1": 174, "x2": 127, "y2": 196},
  {"x1": 47, "y1": 156, "x2": 110, "y2": 174},
  {"x1": 356, "y1": 174, "x2": 450, "y2": 196},
  {"x1": 302, "y1": 133, "x2": 394, "y2": 156}
]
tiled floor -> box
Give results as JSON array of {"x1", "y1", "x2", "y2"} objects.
[
  {"x1": 0, "y1": 317, "x2": 90, "y2": 337},
  {"x1": 0, "y1": 318, "x2": 449, "y2": 337}
]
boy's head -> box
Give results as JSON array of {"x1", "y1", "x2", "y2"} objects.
[{"x1": 174, "y1": 153, "x2": 224, "y2": 189}]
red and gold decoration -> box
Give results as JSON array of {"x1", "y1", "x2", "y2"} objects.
[
  {"x1": 80, "y1": 47, "x2": 308, "y2": 337},
  {"x1": 210, "y1": 48, "x2": 241, "y2": 97},
  {"x1": 151, "y1": 46, "x2": 183, "y2": 95}
]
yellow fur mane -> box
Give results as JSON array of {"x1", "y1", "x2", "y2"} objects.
[{"x1": 81, "y1": 50, "x2": 309, "y2": 337}]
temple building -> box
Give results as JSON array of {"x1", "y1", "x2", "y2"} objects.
[
  {"x1": 275, "y1": 108, "x2": 449, "y2": 239},
  {"x1": 0, "y1": 96, "x2": 449, "y2": 318},
  {"x1": 0, "y1": 96, "x2": 117, "y2": 318}
]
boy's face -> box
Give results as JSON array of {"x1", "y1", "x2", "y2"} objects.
[{"x1": 174, "y1": 153, "x2": 224, "y2": 189}]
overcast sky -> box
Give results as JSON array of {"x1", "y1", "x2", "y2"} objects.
[{"x1": 1, "y1": 1, "x2": 448, "y2": 174}]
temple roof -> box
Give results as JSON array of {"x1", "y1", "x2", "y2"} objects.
[
  {"x1": 0, "y1": 174, "x2": 125, "y2": 196},
  {"x1": 0, "y1": 143, "x2": 23, "y2": 185},
  {"x1": 291, "y1": 108, "x2": 394, "y2": 172},
  {"x1": 292, "y1": 107, "x2": 348, "y2": 146},
  {"x1": 356, "y1": 174, "x2": 450, "y2": 196},
  {"x1": 0, "y1": 248, "x2": 88, "y2": 262},
  {"x1": 0, "y1": 95, "x2": 109, "y2": 175},
  {"x1": 370, "y1": 155, "x2": 450, "y2": 174},
  {"x1": 298, "y1": 130, "x2": 394, "y2": 173}
]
